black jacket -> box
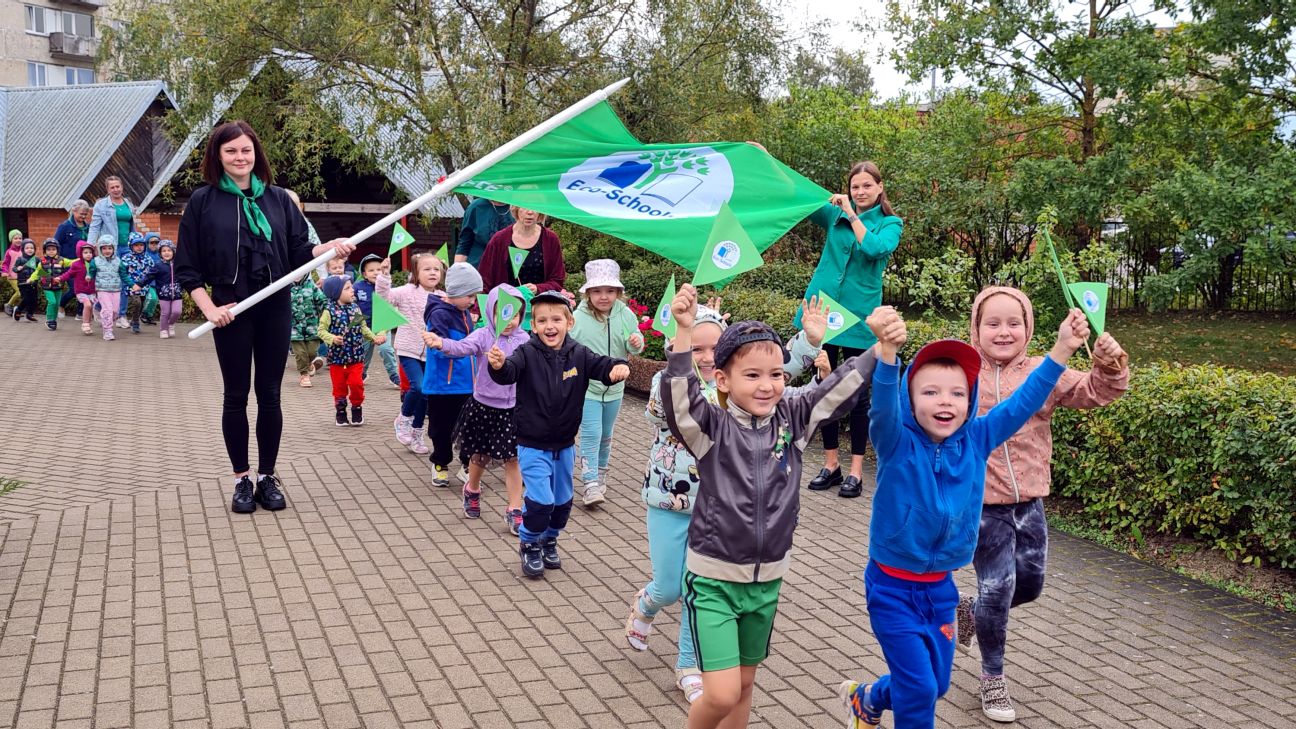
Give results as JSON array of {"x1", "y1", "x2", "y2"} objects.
[
  {"x1": 174, "y1": 184, "x2": 314, "y2": 297},
  {"x1": 488, "y1": 333, "x2": 625, "y2": 451}
]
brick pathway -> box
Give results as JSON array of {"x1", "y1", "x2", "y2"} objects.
[{"x1": 0, "y1": 320, "x2": 1293, "y2": 728}]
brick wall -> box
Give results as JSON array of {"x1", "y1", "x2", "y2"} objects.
[{"x1": 18, "y1": 208, "x2": 181, "y2": 244}]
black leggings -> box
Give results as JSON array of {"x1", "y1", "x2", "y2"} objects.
[
  {"x1": 819, "y1": 344, "x2": 871, "y2": 455},
  {"x1": 212, "y1": 291, "x2": 291, "y2": 475},
  {"x1": 427, "y1": 393, "x2": 471, "y2": 468},
  {"x1": 17, "y1": 284, "x2": 37, "y2": 318}
]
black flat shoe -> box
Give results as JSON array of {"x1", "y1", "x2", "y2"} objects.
[
  {"x1": 254, "y1": 474, "x2": 288, "y2": 511},
  {"x1": 231, "y1": 476, "x2": 257, "y2": 513},
  {"x1": 807, "y1": 467, "x2": 843, "y2": 491},
  {"x1": 838, "y1": 475, "x2": 863, "y2": 498}
]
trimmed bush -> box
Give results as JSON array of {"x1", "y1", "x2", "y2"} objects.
[{"x1": 1052, "y1": 364, "x2": 1296, "y2": 568}]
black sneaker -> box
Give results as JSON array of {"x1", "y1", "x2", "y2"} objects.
[
  {"x1": 807, "y1": 467, "x2": 842, "y2": 491},
  {"x1": 520, "y1": 542, "x2": 545, "y2": 578},
  {"x1": 539, "y1": 537, "x2": 561, "y2": 570},
  {"x1": 838, "y1": 475, "x2": 863, "y2": 498},
  {"x1": 254, "y1": 474, "x2": 288, "y2": 511},
  {"x1": 335, "y1": 399, "x2": 348, "y2": 427},
  {"x1": 351, "y1": 406, "x2": 364, "y2": 426},
  {"x1": 47, "y1": 321, "x2": 57, "y2": 331},
  {"x1": 463, "y1": 487, "x2": 481, "y2": 519},
  {"x1": 231, "y1": 476, "x2": 257, "y2": 513}
]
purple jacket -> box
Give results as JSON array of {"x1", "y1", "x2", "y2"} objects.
[{"x1": 437, "y1": 284, "x2": 529, "y2": 409}]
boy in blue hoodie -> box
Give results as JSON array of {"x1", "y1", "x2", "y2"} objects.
[
  {"x1": 423, "y1": 263, "x2": 480, "y2": 486},
  {"x1": 840, "y1": 305, "x2": 1090, "y2": 729}
]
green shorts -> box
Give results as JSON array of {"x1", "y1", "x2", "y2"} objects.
[{"x1": 683, "y1": 571, "x2": 783, "y2": 672}]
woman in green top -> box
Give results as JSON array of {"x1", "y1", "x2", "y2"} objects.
[
  {"x1": 796, "y1": 161, "x2": 902, "y2": 498},
  {"x1": 87, "y1": 176, "x2": 138, "y2": 323}
]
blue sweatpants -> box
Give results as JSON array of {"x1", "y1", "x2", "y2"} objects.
[
  {"x1": 578, "y1": 398, "x2": 623, "y2": 482},
  {"x1": 859, "y1": 560, "x2": 959, "y2": 729},
  {"x1": 518, "y1": 445, "x2": 575, "y2": 544},
  {"x1": 637, "y1": 507, "x2": 696, "y2": 671}
]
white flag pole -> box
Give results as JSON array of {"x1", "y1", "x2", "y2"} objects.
[{"x1": 189, "y1": 77, "x2": 631, "y2": 339}]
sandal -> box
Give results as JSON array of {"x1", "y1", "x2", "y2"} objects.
[
  {"x1": 677, "y1": 670, "x2": 704, "y2": 704},
  {"x1": 624, "y1": 588, "x2": 653, "y2": 651}
]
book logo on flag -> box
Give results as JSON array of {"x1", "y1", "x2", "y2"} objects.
[
  {"x1": 560, "y1": 149, "x2": 733, "y2": 220},
  {"x1": 1082, "y1": 290, "x2": 1100, "y2": 312},
  {"x1": 711, "y1": 240, "x2": 741, "y2": 270}
]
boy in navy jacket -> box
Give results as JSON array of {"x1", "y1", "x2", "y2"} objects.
[
  {"x1": 839, "y1": 305, "x2": 1089, "y2": 729},
  {"x1": 488, "y1": 290, "x2": 629, "y2": 578}
]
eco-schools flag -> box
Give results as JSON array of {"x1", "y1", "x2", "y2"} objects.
[{"x1": 454, "y1": 101, "x2": 830, "y2": 269}]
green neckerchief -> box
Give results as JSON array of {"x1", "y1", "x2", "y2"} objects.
[{"x1": 218, "y1": 173, "x2": 273, "y2": 241}]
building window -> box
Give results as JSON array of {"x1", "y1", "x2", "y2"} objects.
[
  {"x1": 66, "y1": 67, "x2": 95, "y2": 85},
  {"x1": 27, "y1": 62, "x2": 49, "y2": 87},
  {"x1": 24, "y1": 5, "x2": 59, "y2": 35},
  {"x1": 62, "y1": 11, "x2": 94, "y2": 37}
]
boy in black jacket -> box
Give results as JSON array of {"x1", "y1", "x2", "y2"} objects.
[{"x1": 488, "y1": 290, "x2": 630, "y2": 578}]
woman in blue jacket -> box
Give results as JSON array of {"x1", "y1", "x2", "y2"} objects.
[{"x1": 796, "y1": 161, "x2": 902, "y2": 498}]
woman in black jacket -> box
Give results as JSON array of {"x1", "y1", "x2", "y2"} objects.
[{"x1": 175, "y1": 120, "x2": 355, "y2": 514}]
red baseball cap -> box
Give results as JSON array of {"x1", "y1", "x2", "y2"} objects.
[{"x1": 909, "y1": 339, "x2": 981, "y2": 392}]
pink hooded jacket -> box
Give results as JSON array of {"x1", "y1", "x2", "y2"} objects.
[
  {"x1": 376, "y1": 272, "x2": 444, "y2": 361},
  {"x1": 970, "y1": 286, "x2": 1130, "y2": 505}
]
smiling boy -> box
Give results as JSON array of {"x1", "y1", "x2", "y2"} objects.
[{"x1": 488, "y1": 290, "x2": 630, "y2": 578}]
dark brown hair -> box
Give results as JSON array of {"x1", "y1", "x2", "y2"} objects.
[
  {"x1": 847, "y1": 161, "x2": 897, "y2": 218},
  {"x1": 201, "y1": 120, "x2": 273, "y2": 186}
]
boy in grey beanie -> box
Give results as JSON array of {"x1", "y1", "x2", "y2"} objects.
[{"x1": 444, "y1": 262, "x2": 484, "y2": 298}]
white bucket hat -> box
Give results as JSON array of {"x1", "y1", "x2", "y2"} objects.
[{"x1": 579, "y1": 258, "x2": 625, "y2": 293}]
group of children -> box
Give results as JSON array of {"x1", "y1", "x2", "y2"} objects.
[
  {"x1": 617, "y1": 281, "x2": 1127, "y2": 728},
  {"x1": 2, "y1": 229, "x2": 183, "y2": 339}
]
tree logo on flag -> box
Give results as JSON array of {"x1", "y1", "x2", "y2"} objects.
[
  {"x1": 1082, "y1": 290, "x2": 1100, "y2": 312},
  {"x1": 559, "y1": 149, "x2": 734, "y2": 220},
  {"x1": 826, "y1": 312, "x2": 845, "y2": 330},
  {"x1": 501, "y1": 303, "x2": 515, "y2": 321},
  {"x1": 711, "y1": 240, "x2": 741, "y2": 270}
]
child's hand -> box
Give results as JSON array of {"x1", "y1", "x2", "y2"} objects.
[
  {"x1": 814, "y1": 350, "x2": 832, "y2": 380},
  {"x1": 1091, "y1": 332, "x2": 1127, "y2": 371},
  {"x1": 704, "y1": 296, "x2": 731, "y2": 321},
  {"x1": 609, "y1": 364, "x2": 630, "y2": 382},
  {"x1": 373, "y1": 333, "x2": 387, "y2": 345},
  {"x1": 1050, "y1": 309, "x2": 1090, "y2": 363},
  {"x1": 800, "y1": 295, "x2": 828, "y2": 347},
  {"x1": 627, "y1": 332, "x2": 644, "y2": 350},
  {"x1": 131, "y1": 284, "x2": 141, "y2": 292},
  {"x1": 671, "y1": 283, "x2": 698, "y2": 329},
  {"x1": 380, "y1": 257, "x2": 391, "y2": 273},
  {"x1": 866, "y1": 306, "x2": 903, "y2": 342},
  {"x1": 487, "y1": 345, "x2": 505, "y2": 370},
  {"x1": 421, "y1": 330, "x2": 442, "y2": 349}
]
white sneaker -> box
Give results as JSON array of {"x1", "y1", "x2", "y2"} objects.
[
  {"x1": 115, "y1": 317, "x2": 129, "y2": 329},
  {"x1": 57, "y1": 310, "x2": 65, "y2": 319},
  {"x1": 407, "y1": 429, "x2": 430, "y2": 455},
  {"x1": 979, "y1": 675, "x2": 1017, "y2": 723},
  {"x1": 456, "y1": 466, "x2": 469, "y2": 484},
  {"x1": 582, "y1": 480, "x2": 606, "y2": 508},
  {"x1": 168, "y1": 327, "x2": 176, "y2": 337},
  {"x1": 393, "y1": 414, "x2": 414, "y2": 445},
  {"x1": 160, "y1": 331, "x2": 169, "y2": 339}
]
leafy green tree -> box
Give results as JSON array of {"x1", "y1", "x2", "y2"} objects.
[{"x1": 787, "y1": 47, "x2": 876, "y2": 97}]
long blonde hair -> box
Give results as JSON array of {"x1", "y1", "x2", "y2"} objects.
[{"x1": 410, "y1": 253, "x2": 445, "y2": 291}]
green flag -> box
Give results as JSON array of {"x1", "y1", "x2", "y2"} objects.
[
  {"x1": 370, "y1": 293, "x2": 408, "y2": 332},
  {"x1": 389, "y1": 222, "x2": 415, "y2": 255},
  {"x1": 493, "y1": 289, "x2": 525, "y2": 337},
  {"x1": 454, "y1": 101, "x2": 830, "y2": 269},
  {"x1": 436, "y1": 243, "x2": 450, "y2": 267},
  {"x1": 816, "y1": 292, "x2": 861, "y2": 345},
  {"x1": 1068, "y1": 282, "x2": 1109, "y2": 336},
  {"x1": 692, "y1": 203, "x2": 764, "y2": 287},
  {"x1": 519, "y1": 286, "x2": 534, "y2": 331},
  {"x1": 508, "y1": 246, "x2": 529, "y2": 278},
  {"x1": 652, "y1": 274, "x2": 677, "y2": 339},
  {"x1": 475, "y1": 294, "x2": 489, "y2": 329}
]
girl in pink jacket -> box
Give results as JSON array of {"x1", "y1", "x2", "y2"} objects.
[
  {"x1": 376, "y1": 253, "x2": 445, "y2": 455},
  {"x1": 958, "y1": 286, "x2": 1129, "y2": 723}
]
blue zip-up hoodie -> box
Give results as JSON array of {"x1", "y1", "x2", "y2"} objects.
[
  {"x1": 422, "y1": 296, "x2": 474, "y2": 395},
  {"x1": 867, "y1": 349, "x2": 1064, "y2": 574}
]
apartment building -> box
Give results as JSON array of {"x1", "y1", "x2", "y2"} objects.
[{"x1": 0, "y1": 0, "x2": 103, "y2": 87}]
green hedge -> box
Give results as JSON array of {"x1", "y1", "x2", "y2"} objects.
[{"x1": 1053, "y1": 364, "x2": 1296, "y2": 568}]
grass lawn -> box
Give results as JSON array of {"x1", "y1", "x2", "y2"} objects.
[{"x1": 1107, "y1": 311, "x2": 1296, "y2": 375}]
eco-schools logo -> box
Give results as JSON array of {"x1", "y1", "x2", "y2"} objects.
[
  {"x1": 826, "y1": 311, "x2": 845, "y2": 330},
  {"x1": 560, "y1": 148, "x2": 734, "y2": 220},
  {"x1": 711, "y1": 240, "x2": 741, "y2": 270},
  {"x1": 1082, "y1": 290, "x2": 1100, "y2": 312}
]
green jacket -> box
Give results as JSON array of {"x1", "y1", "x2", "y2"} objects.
[
  {"x1": 796, "y1": 201, "x2": 902, "y2": 350},
  {"x1": 290, "y1": 279, "x2": 327, "y2": 341},
  {"x1": 571, "y1": 298, "x2": 644, "y2": 401}
]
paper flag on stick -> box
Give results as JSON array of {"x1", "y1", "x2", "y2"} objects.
[
  {"x1": 1068, "y1": 282, "x2": 1108, "y2": 336},
  {"x1": 1040, "y1": 229, "x2": 1078, "y2": 310},
  {"x1": 519, "y1": 286, "x2": 534, "y2": 331},
  {"x1": 652, "y1": 274, "x2": 677, "y2": 339},
  {"x1": 508, "y1": 246, "x2": 528, "y2": 278},
  {"x1": 436, "y1": 244, "x2": 450, "y2": 267},
  {"x1": 493, "y1": 289, "x2": 525, "y2": 338},
  {"x1": 816, "y1": 292, "x2": 862, "y2": 345},
  {"x1": 692, "y1": 203, "x2": 764, "y2": 287},
  {"x1": 475, "y1": 294, "x2": 489, "y2": 329},
  {"x1": 370, "y1": 293, "x2": 408, "y2": 332},
  {"x1": 389, "y1": 222, "x2": 416, "y2": 255}
]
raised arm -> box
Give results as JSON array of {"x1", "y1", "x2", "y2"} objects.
[{"x1": 660, "y1": 284, "x2": 718, "y2": 459}]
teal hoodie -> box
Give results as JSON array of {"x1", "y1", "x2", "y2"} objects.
[{"x1": 571, "y1": 298, "x2": 644, "y2": 401}]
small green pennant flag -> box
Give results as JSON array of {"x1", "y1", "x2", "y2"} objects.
[
  {"x1": 1068, "y1": 282, "x2": 1108, "y2": 336},
  {"x1": 692, "y1": 203, "x2": 764, "y2": 287},
  {"x1": 389, "y1": 222, "x2": 415, "y2": 255},
  {"x1": 816, "y1": 292, "x2": 861, "y2": 345},
  {"x1": 652, "y1": 274, "x2": 677, "y2": 339},
  {"x1": 1040, "y1": 230, "x2": 1078, "y2": 310},
  {"x1": 436, "y1": 243, "x2": 450, "y2": 267},
  {"x1": 493, "y1": 289, "x2": 525, "y2": 338},
  {"x1": 508, "y1": 246, "x2": 528, "y2": 278},
  {"x1": 370, "y1": 292, "x2": 408, "y2": 332},
  {"x1": 519, "y1": 286, "x2": 534, "y2": 331},
  {"x1": 475, "y1": 294, "x2": 489, "y2": 329}
]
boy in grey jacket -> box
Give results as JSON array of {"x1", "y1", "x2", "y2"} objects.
[{"x1": 662, "y1": 283, "x2": 877, "y2": 729}]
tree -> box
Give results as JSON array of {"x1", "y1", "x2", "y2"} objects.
[
  {"x1": 787, "y1": 47, "x2": 875, "y2": 97},
  {"x1": 1172, "y1": 0, "x2": 1296, "y2": 116}
]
